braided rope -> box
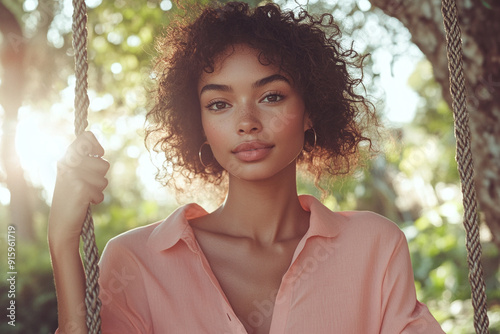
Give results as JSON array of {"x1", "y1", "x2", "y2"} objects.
[
  {"x1": 68, "y1": 0, "x2": 489, "y2": 333},
  {"x1": 441, "y1": 0, "x2": 489, "y2": 332},
  {"x1": 72, "y1": 0, "x2": 102, "y2": 332}
]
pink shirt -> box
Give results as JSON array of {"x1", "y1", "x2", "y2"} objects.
[{"x1": 94, "y1": 195, "x2": 444, "y2": 333}]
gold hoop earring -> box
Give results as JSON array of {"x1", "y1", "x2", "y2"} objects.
[
  {"x1": 304, "y1": 128, "x2": 317, "y2": 153},
  {"x1": 199, "y1": 141, "x2": 212, "y2": 168}
]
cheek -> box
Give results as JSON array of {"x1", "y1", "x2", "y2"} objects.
[
  {"x1": 284, "y1": 123, "x2": 306, "y2": 153},
  {"x1": 282, "y1": 108, "x2": 308, "y2": 154},
  {"x1": 268, "y1": 105, "x2": 306, "y2": 143},
  {"x1": 274, "y1": 105, "x2": 301, "y2": 132},
  {"x1": 202, "y1": 118, "x2": 229, "y2": 151}
]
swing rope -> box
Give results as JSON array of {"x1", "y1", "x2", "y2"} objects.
[
  {"x1": 69, "y1": 0, "x2": 489, "y2": 332},
  {"x1": 441, "y1": 0, "x2": 489, "y2": 332},
  {"x1": 72, "y1": 0, "x2": 102, "y2": 332}
]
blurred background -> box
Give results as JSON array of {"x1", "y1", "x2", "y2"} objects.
[{"x1": 0, "y1": 0, "x2": 499, "y2": 332}]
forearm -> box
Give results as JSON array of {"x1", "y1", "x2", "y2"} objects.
[
  {"x1": 50, "y1": 238, "x2": 88, "y2": 334},
  {"x1": 48, "y1": 131, "x2": 109, "y2": 333}
]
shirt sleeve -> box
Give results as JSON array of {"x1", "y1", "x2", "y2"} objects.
[
  {"x1": 379, "y1": 231, "x2": 445, "y2": 334},
  {"x1": 97, "y1": 237, "x2": 153, "y2": 334}
]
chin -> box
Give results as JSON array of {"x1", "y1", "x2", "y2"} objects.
[{"x1": 226, "y1": 160, "x2": 296, "y2": 183}]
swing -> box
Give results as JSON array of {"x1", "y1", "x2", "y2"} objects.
[
  {"x1": 70, "y1": 0, "x2": 490, "y2": 333},
  {"x1": 71, "y1": 0, "x2": 101, "y2": 332},
  {"x1": 441, "y1": 1, "x2": 489, "y2": 332}
]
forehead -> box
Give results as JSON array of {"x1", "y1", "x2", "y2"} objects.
[{"x1": 197, "y1": 44, "x2": 283, "y2": 91}]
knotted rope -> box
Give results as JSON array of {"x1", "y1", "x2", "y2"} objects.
[
  {"x1": 72, "y1": 0, "x2": 102, "y2": 332},
  {"x1": 441, "y1": 0, "x2": 489, "y2": 332}
]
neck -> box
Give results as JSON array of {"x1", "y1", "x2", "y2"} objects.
[{"x1": 214, "y1": 163, "x2": 309, "y2": 246}]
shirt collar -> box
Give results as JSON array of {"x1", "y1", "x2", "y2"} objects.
[
  {"x1": 147, "y1": 194, "x2": 346, "y2": 253},
  {"x1": 147, "y1": 203, "x2": 208, "y2": 253},
  {"x1": 298, "y1": 194, "x2": 345, "y2": 239}
]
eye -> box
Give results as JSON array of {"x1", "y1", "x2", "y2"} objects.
[
  {"x1": 261, "y1": 92, "x2": 284, "y2": 103},
  {"x1": 206, "y1": 100, "x2": 231, "y2": 111}
]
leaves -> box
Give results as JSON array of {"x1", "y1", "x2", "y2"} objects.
[{"x1": 1, "y1": 0, "x2": 499, "y2": 332}]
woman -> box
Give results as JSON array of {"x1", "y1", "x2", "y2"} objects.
[{"x1": 49, "y1": 2, "x2": 444, "y2": 333}]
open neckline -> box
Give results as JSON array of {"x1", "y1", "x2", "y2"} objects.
[{"x1": 186, "y1": 216, "x2": 316, "y2": 334}]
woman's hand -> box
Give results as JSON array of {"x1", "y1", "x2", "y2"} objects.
[
  {"x1": 48, "y1": 131, "x2": 110, "y2": 333},
  {"x1": 49, "y1": 131, "x2": 110, "y2": 247}
]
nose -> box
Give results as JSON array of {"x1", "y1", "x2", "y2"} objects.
[{"x1": 237, "y1": 106, "x2": 262, "y2": 135}]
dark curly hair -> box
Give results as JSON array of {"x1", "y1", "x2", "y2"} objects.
[{"x1": 146, "y1": 1, "x2": 379, "y2": 190}]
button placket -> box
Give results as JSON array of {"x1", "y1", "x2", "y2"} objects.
[{"x1": 192, "y1": 240, "x2": 248, "y2": 333}]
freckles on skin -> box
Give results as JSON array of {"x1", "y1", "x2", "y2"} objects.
[
  {"x1": 258, "y1": 100, "x2": 308, "y2": 157},
  {"x1": 267, "y1": 103, "x2": 305, "y2": 136},
  {"x1": 197, "y1": 44, "x2": 311, "y2": 180},
  {"x1": 203, "y1": 121, "x2": 225, "y2": 148},
  {"x1": 201, "y1": 110, "x2": 234, "y2": 170}
]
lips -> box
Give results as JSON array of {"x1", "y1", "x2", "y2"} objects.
[{"x1": 232, "y1": 141, "x2": 274, "y2": 162}]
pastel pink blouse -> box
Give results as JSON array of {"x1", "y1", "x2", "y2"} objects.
[{"x1": 78, "y1": 195, "x2": 445, "y2": 333}]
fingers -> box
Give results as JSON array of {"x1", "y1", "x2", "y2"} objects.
[
  {"x1": 60, "y1": 132, "x2": 109, "y2": 169},
  {"x1": 77, "y1": 131, "x2": 105, "y2": 157},
  {"x1": 65, "y1": 155, "x2": 110, "y2": 174},
  {"x1": 63, "y1": 132, "x2": 106, "y2": 168},
  {"x1": 59, "y1": 168, "x2": 108, "y2": 204},
  {"x1": 49, "y1": 132, "x2": 110, "y2": 246},
  {"x1": 78, "y1": 169, "x2": 108, "y2": 204},
  {"x1": 57, "y1": 131, "x2": 110, "y2": 205}
]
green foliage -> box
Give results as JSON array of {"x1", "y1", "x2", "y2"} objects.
[
  {"x1": 1, "y1": 0, "x2": 498, "y2": 333},
  {"x1": 0, "y1": 237, "x2": 58, "y2": 333},
  {"x1": 0, "y1": 197, "x2": 175, "y2": 333},
  {"x1": 368, "y1": 59, "x2": 499, "y2": 332},
  {"x1": 298, "y1": 57, "x2": 500, "y2": 332},
  {"x1": 92, "y1": 199, "x2": 176, "y2": 253}
]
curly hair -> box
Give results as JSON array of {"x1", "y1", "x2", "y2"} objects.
[{"x1": 146, "y1": 1, "x2": 379, "y2": 190}]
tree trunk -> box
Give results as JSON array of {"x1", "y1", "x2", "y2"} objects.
[
  {"x1": 0, "y1": 2, "x2": 35, "y2": 240},
  {"x1": 370, "y1": 0, "x2": 500, "y2": 249}
]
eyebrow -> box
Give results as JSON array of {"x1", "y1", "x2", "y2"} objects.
[
  {"x1": 252, "y1": 74, "x2": 290, "y2": 88},
  {"x1": 199, "y1": 83, "x2": 232, "y2": 96},
  {"x1": 199, "y1": 74, "x2": 291, "y2": 96}
]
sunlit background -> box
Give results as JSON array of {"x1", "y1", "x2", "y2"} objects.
[
  {"x1": 0, "y1": 0, "x2": 498, "y2": 333},
  {"x1": 6, "y1": 59, "x2": 420, "y2": 205},
  {"x1": 2, "y1": 0, "x2": 422, "y2": 207}
]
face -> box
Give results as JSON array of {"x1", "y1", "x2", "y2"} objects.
[{"x1": 198, "y1": 44, "x2": 310, "y2": 181}]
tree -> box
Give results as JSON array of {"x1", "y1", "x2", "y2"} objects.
[
  {"x1": 0, "y1": 1, "x2": 34, "y2": 240},
  {"x1": 369, "y1": 0, "x2": 500, "y2": 248}
]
